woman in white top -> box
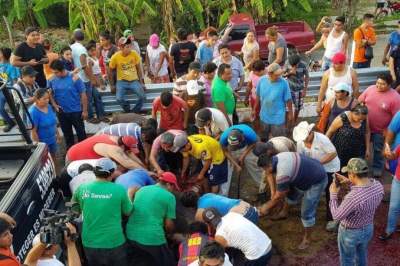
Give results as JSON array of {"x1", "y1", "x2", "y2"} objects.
[
  {"x1": 86, "y1": 42, "x2": 105, "y2": 90},
  {"x1": 293, "y1": 121, "x2": 341, "y2": 231},
  {"x1": 241, "y1": 31, "x2": 260, "y2": 71},
  {"x1": 317, "y1": 52, "x2": 359, "y2": 114},
  {"x1": 321, "y1": 16, "x2": 349, "y2": 71},
  {"x1": 146, "y1": 33, "x2": 170, "y2": 83}
]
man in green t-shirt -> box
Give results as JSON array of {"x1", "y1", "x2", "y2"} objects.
[
  {"x1": 211, "y1": 63, "x2": 235, "y2": 126},
  {"x1": 126, "y1": 172, "x2": 179, "y2": 266},
  {"x1": 72, "y1": 158, "x2": 132, "y2": 266}
]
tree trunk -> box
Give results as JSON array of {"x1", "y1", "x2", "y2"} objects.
[
  {"x1": 163, "y1": 0, "x2": 175, "y2": 40},
  {"x1": 2, "y1": 16, "x2": 14, "y2": 48},
  {"x1": 231, "y1": 0, "x2": 238, "y2": 13}
]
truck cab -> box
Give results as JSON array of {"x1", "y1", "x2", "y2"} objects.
[
  {"x1": 223, "y1": 13, "x2": 315, "y2": 60},
  {"x1": 0, "y1": 79, "x2": 62, "y2": 261}
]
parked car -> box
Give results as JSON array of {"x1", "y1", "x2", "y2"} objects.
[{"x1": 222, "y1": 13, "x2": 315, "y2": 60}]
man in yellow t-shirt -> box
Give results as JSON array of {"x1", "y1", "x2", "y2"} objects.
[
  {"x1": 172, "y1": 134, "x2": 229, "y2": 194},
  {"x1": 109, "y1": 37, "x2": 146, "y2": 113}
]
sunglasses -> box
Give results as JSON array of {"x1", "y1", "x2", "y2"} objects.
[{"x1": 335, "y1": 90, "x2": 347, "y2": 93}]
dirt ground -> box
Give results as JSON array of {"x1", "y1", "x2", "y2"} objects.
[{"x1": 229, "y1": 166, "x2": 400, "y2": 266}]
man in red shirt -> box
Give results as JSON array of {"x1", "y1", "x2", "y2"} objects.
[
  {"x1": 152, "y1": 90, "x2": 188, "y2": 131},
  {"x1": 0, "y1": 214, "x2": 19, "y2": 266}
]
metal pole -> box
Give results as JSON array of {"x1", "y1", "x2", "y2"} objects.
[{"x1": 0, "y1": 82, "x2": 32, "y2": 144}]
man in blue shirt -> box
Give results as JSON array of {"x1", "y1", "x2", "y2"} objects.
[
  {"x1": 220, "y1": 124, "x2": 264, "y2": 193},
  {"x1": 384, "y1": 111, "x2": 400, "y2": 173},
  {"x1": 115, "y1": 169, "x2": 156, "y2": 198},
  {"x1": 196, "y1": 30, "x2": 218, "y2": 68},
  {"x1": 254, "y1": 63, "x2": 293, "y2": 141},
  {"x1": 181, "y1": 191, "x2": 259, "y2": 224},
  {"x1": 49, "y1": 59, "x2": 87, "y2": 149},
  {"x1": 383, "y1": 22, "x2": 400, "y2": 65}
]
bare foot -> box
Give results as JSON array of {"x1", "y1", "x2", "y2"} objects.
[{"x1": 298, "y1": 238, "x2": 310, "y2": 250}]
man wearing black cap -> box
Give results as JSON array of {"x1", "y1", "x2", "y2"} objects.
[
  {"x1": 72, "y1": 158, "x2": 132, "y2": 266},
  {"x1": 195, "y1": 107, "x2": 229, "y2": 139},
  {"x1": 202, "y1": 208, "x2": 272, "y2": 265},
  {"x1": 220, "y1": 124, "x2": 264, "y2": 193},
  {"x1": 0, "y1": 213, "x2": 18, "y2": 266},
  {"x1": 11, "y1": 27, "x2": 48, "y2": 88}
]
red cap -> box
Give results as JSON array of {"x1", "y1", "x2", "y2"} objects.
[
  {"x1": 159, "y1": 172, "x2": 180, "y2": 191},
  {"x1": 332, "y1": 52, "x2": 346, "y2": 64},
  {"x1": 121, "y1": 136, "x2": 139, "y2": 154}
]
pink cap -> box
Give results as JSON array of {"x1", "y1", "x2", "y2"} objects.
[
  {"x1": 149, "y1": 34, "x2": 160, "y2": 48},
  {"x1": 332, "y1": 52, "x2": 346, "y2": 64}
]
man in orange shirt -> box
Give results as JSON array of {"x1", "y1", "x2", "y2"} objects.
[
  {"x1": 0, "y1": 213, "x2": 19, "y2": 266},
  {"x1": 353, "y1": 13, "x2": 376, "y2": 69}
]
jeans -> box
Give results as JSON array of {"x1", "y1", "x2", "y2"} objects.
[
  {"x1": 322, "y1": 56, "x2": 332, "y2": 71},
  {"x1": 84, "y1": 243, "x2": 129, "y2": 266},
  {"x1": 260, "y1": 121, "x2": 287, "y2": 142},
  {"x1": 338, "y1": 224, "x2": 373, "y2": 266},
  {"x1": 386, "y1": 178, "x2": 400, "y2": 234},
  {"x1": 85, "y1": 82, "x2": 105, "y2": 119},
  {"x1": 0, "y1": 91, "x2": 14, "y2": 125},
  {"x1": 58, "y1": 111, "x2": 87, "y2": 149},
  {"x1": 353, "y1": 61, "x2": 371, "y2": 69},
  {"x1": 371, "y1": 133, "x2": 384, "y2": 176},
  {"x1": 287, "y1": 175, "x2": 328, "y2": 227},
  {"x1": 325, "y1": 172, "x2": 335, "y2": 221},
  {"x1": 116, "y1": 80, "x2": 145, "y2": 113}
]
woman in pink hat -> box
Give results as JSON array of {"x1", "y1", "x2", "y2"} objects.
[{"x1": 145, "y1": 33, "x2": 170, "y2": 83}]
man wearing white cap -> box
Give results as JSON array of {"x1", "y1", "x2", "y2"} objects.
[
  {"x1": 293, "y1": 121, "x2": 340, "y2": 231},
  {"x1": 254, "y1": 62, "x2": 293, "y2": 141}
]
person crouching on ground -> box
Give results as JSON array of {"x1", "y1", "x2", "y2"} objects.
[{"x1": 257, "y1": 152, "x2": 328, "y2": 250}]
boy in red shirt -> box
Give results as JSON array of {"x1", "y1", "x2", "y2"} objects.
[{"x1": 152, "y1": 91, "x2": 189, "y2": 131}]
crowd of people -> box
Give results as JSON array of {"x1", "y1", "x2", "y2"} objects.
[{"x1": 2, "y1": 10, "x2": 400, "y2": 266}]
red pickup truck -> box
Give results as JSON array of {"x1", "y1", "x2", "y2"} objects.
[{"x1": 223, "y1": 13, "x2": 315, "y2": 60}]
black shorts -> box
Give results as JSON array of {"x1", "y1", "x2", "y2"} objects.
[
  {"x1": 206, "y1": 158, "x2": 228, "y2": 186},
  {"x1": 84, "y1": 243, "x2": 129, "y2": 266},
  {"x1": 127, "y1": 240, "x2": 175, "y2": 266},
  {"x1": 377, "y1": 2, "x2": 385, "y2": 8}
]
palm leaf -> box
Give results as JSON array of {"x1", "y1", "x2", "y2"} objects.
[
  {"x1": 34, "y1": 0, "x2": 67, "y2": 11},
  {"x1": 131, "y1": 0, "x2": 144, "y2": 22},
  {"x1": 142, "y1": 0, "x2": 157, "y2": 16},
  {"x1": 219, "y1": 9, "x2": 232, "y2": 27},
  {"x1": 187, "y1": 0, "x2": 205, "y2": 29},
  {"x1": 33, "y1": 10, "x2": 48, "y2": 28},
  {"x1": 14, "y1": 0, "x2": 23, "y2": 20},
  {"x1": 295, "y1": 0, "x2": 312, "y2": 12}
]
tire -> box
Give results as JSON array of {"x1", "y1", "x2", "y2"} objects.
[{"x1": 376, "y1": 10, "x2": 388, "y2": 19}]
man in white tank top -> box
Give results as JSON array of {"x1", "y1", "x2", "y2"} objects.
[
  {"x1": 322, "y1": 16, "x2": 349, "y2": 71},
  {"x1": 317, "y1": 52, "x2": 360, "y2": 114}
]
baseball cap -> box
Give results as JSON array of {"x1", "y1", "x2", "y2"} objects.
[
  {"x1": 195, "y1": 108, "x2": 212, "y2": 128},
  {"x1": 123, "y1": 29, "x2": 133, "y2": 38},
  {"x1": 159, "y1": 172, "x2": 180, "y2": 190},
  {"x1": 341, "y1": 158, "x2": 369, "y2": 174},
  {"x1": 267, "y1": 62, "x2": 283, "y2": 75},
  {"x1": 118, "y1": 37, "x2": 132, "y2": 47},
  {"x1": 333, "y1": 82, "x2": 351, "y2": 93},
  {"x1": 149, "y1": 33, "x2": 160, "y2": 48},
  {"x1": 189, "y1": 61, "x2": 202, "y2": 72},
  {"x1": 227, "y1": 129, "x2": 244, "y2": 151},
  {"x1": 253, "y1": 141, "x2": 274, "y2": 157},
  {"x1": 292, "y1": 121, "x2": 315, "y2": 142},
  {"x1": 171, "y1": 133, "x2": 189, "y2": 153},
  {"x1": 160, "y1": 132, "x2": 175, "y2": 145},
  {"x1": 94, "y1": 158, "x2": 116, "y2": 175},
  {"x1": 202, "y1": 207, "x2": 222, "y2": 228},
  {"x1": 121, "y1": 136, "x2": 139, "y2": 154},
  {"x1": 21, "y1": 66, "x2": 38, "y2": 77},
  {"x1": 332, "y1": 52, "x2": 346, "y2": 64}
]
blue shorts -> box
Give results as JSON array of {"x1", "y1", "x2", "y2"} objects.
[
  {"x1": 243, "y1": 206, "x2": 259, "y2": 225},
  {"x1": 206, "y1": 159, "x2": 228, "y2": 186}
]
